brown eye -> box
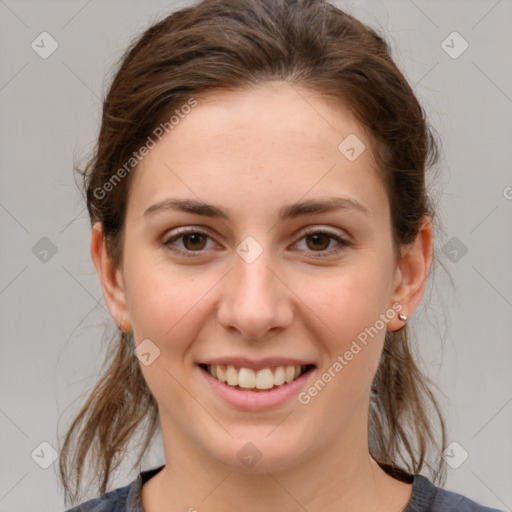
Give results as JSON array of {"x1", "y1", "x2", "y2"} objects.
[
  {"x1": 182, "y1": 233, "x2": 207, "y2": 251},
  {"x1": 305, "y1": 233, "x2": 331, "y2": 251},
  {"x1": 293, "y1": 229, "x2": 351, "y2": 257},
  {"x1": 162, "y1": 229, "x2": 215, "y2": 257}
]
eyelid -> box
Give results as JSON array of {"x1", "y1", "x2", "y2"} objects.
[
  {"x1": 161, "y1": 227, "x2": 219, "y2": 254},
  {"x1": 298, "y1": 226, "x2": 350, "y2": 241},
  {"x1": 161, "y1": 225, "x2": 351, "y2": 257},
  {"x1": 293, "y1": 227, "x2": 352, "y2": 257}
]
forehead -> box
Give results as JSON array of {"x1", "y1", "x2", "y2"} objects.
[{"x1": 129, "y1": 81, "x2": 388, "y2": 222}]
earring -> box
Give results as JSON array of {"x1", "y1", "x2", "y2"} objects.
[{"x1": 398, "y1": 313, "x2": 408, "y2": 323}]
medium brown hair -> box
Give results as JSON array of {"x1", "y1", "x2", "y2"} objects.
[{"x1": 59, "y1": 0, "x2": 447, "y2": 505}]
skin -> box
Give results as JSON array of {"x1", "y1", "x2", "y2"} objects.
[{"x1": 91, "y1": 81, "x2": 433, "y2": 512}]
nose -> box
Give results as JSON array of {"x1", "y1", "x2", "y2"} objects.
[{"x1": 216, "y1": 245, "x2": 293, "y2": 341}]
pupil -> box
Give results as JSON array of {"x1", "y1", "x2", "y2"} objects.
[
  {"x1": 308, "y1": 234, "x2": 329, "y2": 250},
  {"x1": 184, "y1": 233, "x2": 205, "y2": 250}
]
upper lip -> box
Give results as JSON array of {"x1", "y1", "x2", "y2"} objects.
[{"x1": 197, "y1": 357, "x2": 316, "y2": 372}]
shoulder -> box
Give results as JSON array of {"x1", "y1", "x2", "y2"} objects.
[
  {"x1": 62, "y1": 465, "x2": 164, "y2": 512},
  {"x1": 407, "y1": 474, "x2": 505, "y2": 512},
  {"x1": 63, "y1": 480, "x2": 136, "y2": 512}
]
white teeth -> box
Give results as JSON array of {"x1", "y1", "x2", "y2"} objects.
[
  {"x1": 206, "y1": 364, "x2": 310, "y2": 390},
  {"x1": 216, "y1": 365, "x2": 226, "y2": 383},
  {"x1": 238, "y1": 368, "x2": 256, "y2": 388},
  {"x1": 284, "y1": 366, "x2": 300, "y2": 382},
  {"x1": 255, "y1": 368, "x2": 274, "y2": 389},
  {"x1": 226, "y1": 365, "x2": 238, "y2": 386},
  {"x1": 274, "y1": 366, "x2": 285, "y2": 385}
]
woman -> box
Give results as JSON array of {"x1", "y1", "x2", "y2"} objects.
[{"x1": 59, "y1": 0, "x2": 503, "y2": 510}]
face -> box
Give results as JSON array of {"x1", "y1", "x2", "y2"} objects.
[{"x1": 94, "y1": 81, "x2": 428, "y2": 474}]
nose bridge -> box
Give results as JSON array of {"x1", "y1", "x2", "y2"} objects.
[
  {"x1": 235, "y1": 246, "x2": 274, "y2": 298},
  {"x1": 217, "y1": 241, "x2": 290, "y2": 339}
]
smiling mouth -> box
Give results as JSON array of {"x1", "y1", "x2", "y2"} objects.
[{"x1": 198, "y1": 363, "x2": 316, "y2": 391}]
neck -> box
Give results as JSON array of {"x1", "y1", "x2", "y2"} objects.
[{"x1": 142, "y1": 405, "x2": 411, "y2": 511}]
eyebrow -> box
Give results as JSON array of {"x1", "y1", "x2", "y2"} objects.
[{"x1": 143, "y1": 196, "x2": 371, "y2": 220}]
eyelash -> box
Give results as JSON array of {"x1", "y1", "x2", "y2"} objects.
[{"x1": 161, "y1": 227, "x2": 351, "y2": 258}]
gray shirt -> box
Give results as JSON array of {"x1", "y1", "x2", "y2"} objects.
[{"x1": 65, "y1": 465, "x2": 504, "y2": 511}]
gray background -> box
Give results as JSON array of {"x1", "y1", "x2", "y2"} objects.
[{"x1": 1, "y1": 0, "x2": 511, "y2": 510}]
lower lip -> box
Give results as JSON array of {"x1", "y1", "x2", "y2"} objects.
[{"x1": 197, "y1": 365, "x2": 316, "y2": 411}]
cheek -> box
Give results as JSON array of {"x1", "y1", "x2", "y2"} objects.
[
  {"x1": 125, "y1": 253, "x2": 184, "y2": 340},
  {"x1": 293, "y1": 261, "x2": 391, "y2": 401},
  {"x1": 299, "y1": 264, "x2": 391, "y2": 343},
  {"x1": 302, "y1": 280, "x2": 386, "y2": 422},
  {"x1": 123, "y1": 254, "x2": 213, "y2": 345}
]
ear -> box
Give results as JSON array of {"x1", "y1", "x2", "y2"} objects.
[
  {"x1": 386, "y1": 216, "x2": 433, "y2": 332},
  {"x1": 90, "y1": 222, "x2": 132, "y2": 332}
]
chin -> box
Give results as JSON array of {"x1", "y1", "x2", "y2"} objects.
[{"x1": 205, "y1": 431, "x2": 312, "y2": 474}]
